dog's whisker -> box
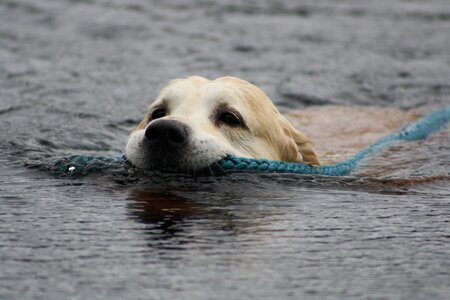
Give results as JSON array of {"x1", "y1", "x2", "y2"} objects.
[
  {"x1": 213, "y1": 160, "x2": 227, "y2": 175},
  {"x1": 207, "y1": 165, "x2": 214, "y2": 176}
]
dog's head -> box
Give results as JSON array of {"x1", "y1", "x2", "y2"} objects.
[{"x1": 125, "y1": 76, "x2": 319, "y2": 171}]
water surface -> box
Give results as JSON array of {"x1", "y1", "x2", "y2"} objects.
[{"x1": 1, "y1": 1, "x2": 450, "y2": 299}]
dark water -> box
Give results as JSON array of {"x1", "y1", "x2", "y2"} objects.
[{"x1": 1, "y1": 1, "x2": 450, "y2": 299}]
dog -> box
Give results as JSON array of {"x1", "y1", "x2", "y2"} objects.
[
  {"x1": 125, "y1": 76, "x2": 320, "y2": 171},
  {"x1": 125, "y1": 76, "x2": 427, "y2": 172}
]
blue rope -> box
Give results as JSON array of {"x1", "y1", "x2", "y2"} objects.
[
  {"x1": 53, "y1": 106, "x2": 450, "y2": 176},
  {"x1": 216, "y1": 105, "x2": 450, "y2": 176},
  {"x1": 53, "y1": 154, "x2": 127, "y2": 176}
]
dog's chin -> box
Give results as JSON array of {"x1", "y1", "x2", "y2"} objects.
[
  {"x1": 134, "y1": 152, "x2": 227, "y2": 173},
  {"x1": 146, "y1": 151, "x2": 225, "y2": 172},
  {"x1": 126, "y1": 141, "x2": 229, "y2": 173}
]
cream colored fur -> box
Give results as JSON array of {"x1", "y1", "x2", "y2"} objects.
[{"x1": 126, "y1": 76, "x2": 320, "y2": 170}]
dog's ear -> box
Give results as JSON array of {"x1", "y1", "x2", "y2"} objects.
[{"x1": 278, "y1": 116, "x2": 320, "y2": 165}]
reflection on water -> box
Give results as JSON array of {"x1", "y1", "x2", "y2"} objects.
[
  {"x1": 128, "y1": 189, "x2": 204, "y2": 240},
  {"x1": 1, "y1": 159, "x2": 450, "y2": 299}
]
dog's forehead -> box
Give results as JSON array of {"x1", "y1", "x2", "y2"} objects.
[
  {"x1": 157, "y1": 77, "x2": 277, "y2": 120},
  {"x1": 160, "y1": 79, "x2": 243, "y2": 109},
  {"x1": 203, "y1": 82, "x2": 240, "y2": 105},
  {"x1": 159, "y1": 80, "x2": 197, "y2": 105},
  {"x1": 203, "y1": 80, "x2": 276, "y2": 111}
]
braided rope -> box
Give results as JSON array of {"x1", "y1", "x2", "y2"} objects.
[
  {"x1": 216, "y1": 105, "x2": 450, "y2": 175},
  {"x1": 54, "y1": 106, "x2": 450, "y2": 176},
  {"x1": 53, "y1": 154, "x2": 127, "y2": 175}
]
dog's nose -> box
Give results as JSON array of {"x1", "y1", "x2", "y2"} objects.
[{"x1": 145, "y1": 119, "x2": 188, "y2": 146}]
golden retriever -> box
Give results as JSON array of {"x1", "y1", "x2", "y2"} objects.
[
  {"x1": 126, "y1": 76, "x2": 426, "y2": 171},
  {"x1": 125, "y1": 76, "x2": 320, "y2": 171}
]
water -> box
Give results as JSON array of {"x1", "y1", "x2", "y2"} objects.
[{"x1": 1, "y1": 0, "x2": 450, "y2": 299}]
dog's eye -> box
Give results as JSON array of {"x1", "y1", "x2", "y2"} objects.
[
  {"x1": 151, "y1": 108, "x2": 166, "y2": 120},
  {"x1": 219, "y1": 112, "x2": 241, "y2": 126}
]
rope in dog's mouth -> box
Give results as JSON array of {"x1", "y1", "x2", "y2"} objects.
[{"x1": 52, "y1": 105, "x2": 450, "y2": 177}]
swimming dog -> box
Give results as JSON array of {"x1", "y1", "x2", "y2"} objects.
[
  {"x1": 125, "y1": 76, "x2": 320, "y2": 171},
  {"x1": 125, "y1": 76, "x2": 426, "y2": 171}
]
